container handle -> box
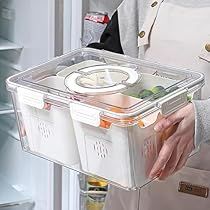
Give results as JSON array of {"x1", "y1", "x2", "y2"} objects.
[{"x1": 156, "y1": 89, "x2": 188, "y2": 116}]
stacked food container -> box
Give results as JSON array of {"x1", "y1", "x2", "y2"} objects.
[{"x1": 6, "y1": 48, "x2": 204, "y2": 189}]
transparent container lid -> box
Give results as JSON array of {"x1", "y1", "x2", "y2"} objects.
[{"x1": 7, "y1": 48, "x2": 204, "y2": 124}]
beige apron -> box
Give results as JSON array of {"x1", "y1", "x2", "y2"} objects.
[
  {"x1": 139, "y1": 0, "x2": 210, "y2": 99},
  {"x1": 104, "y1": 1, "x2": 210, "y2": 209}
]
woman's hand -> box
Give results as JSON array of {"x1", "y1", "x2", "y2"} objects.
[{"x1": 149, "y1": 103, "x2": 195, "y2": 180}]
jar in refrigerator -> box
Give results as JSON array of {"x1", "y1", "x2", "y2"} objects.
[
  {"x1": 86, "y1": 177, "x2": 107, "y2": 210},
  {"x1": 86, "y1": 195, "x2": 105, "y2": 210},
  {"x1": 87, "y1": 176, "x2": 108, "y2": 192}
]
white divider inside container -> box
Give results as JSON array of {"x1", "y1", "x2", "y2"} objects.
[{"x1": 18, "y1": 76, "x2": 80, "y2": 167}]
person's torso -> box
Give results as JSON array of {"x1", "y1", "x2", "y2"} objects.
[{"x1": 138, "y1": 0, "x2": 210, "y2": 99}]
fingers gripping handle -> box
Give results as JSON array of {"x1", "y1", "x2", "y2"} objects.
[{"x1": 157, "y1": 89, "x2": 188, "y2": 116}]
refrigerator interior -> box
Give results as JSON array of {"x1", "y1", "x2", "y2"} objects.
[{"x1": 0, "y1": 0, "x2": 55, "y2": 209}]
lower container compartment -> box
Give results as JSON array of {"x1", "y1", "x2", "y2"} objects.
[
  {"x1": 20, "y1": 103, "x2": 79, "y2": 166},
  {"x1": 73, "y1": 114, "x2": 161, "y2": 189},
  {"x1": 15, "y1": 76, "x2": 80, "y2": 167}
]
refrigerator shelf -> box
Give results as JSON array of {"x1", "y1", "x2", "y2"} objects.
[
  {"x1": 0, "y1": 102, "x2": 14, "y2": 115},
  {"x1": 0, "y1": 114, "x2": 19, "y2": 141},
  {"x1": 0, "y1": 177, "x2": 33, "y2": 208},
  {"x1": 0, "y1": 37, "x2": 22, "y2": 51}
]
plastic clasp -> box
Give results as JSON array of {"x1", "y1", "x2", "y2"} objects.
[
  {"x1": 157, "y1": 89, "x2": 188, "y2": 116},
  {"x1": 70, "y1": 103, "x2": 101, "y2": 127},
  {"x1": 17, "y1": 87, "x2": 45, "y2": 109}
]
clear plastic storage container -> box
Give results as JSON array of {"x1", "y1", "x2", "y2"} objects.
[{"x1": 6, "y1": 48, "x2": 204, "y2": 189}]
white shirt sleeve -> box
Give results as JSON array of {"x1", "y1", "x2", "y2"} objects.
[{"x1": 193, "y1": 99, "x2": 210, "y2": 148}]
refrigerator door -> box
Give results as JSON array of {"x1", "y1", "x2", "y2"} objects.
[{"x1": 0, "y1": 0, "x2": 61, "y2": 210}]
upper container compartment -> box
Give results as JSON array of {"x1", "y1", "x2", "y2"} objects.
[
  {"x1": 8, "y1": 48, "x2": 204, "y2": 120},
  {"x1": 7, "y1": 48, "x2": 204, "y2": 189}
]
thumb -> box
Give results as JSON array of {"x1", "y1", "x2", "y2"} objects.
[{"x1": 154, "y1": 111, "x2": 183, "y2": 132}]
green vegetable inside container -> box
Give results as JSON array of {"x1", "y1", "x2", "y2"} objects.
[
  {"x1": 128, "y1": 93, "x2": 140, "y2": 98},
  {"x1": 138, "y1": 89, "x2": 153, "y2": 99},
  {"x1": 151, "y1": 86, "x2": 165, "y2": 94},
  {"x1": 187, "y1": 96, "x2": 192, "y2": 102},
  {"x1": 150, "y1": 86, "x2": 167, "y2": 99}
]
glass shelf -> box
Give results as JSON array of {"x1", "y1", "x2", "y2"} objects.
[
  {"x1": 0, "y1": 113, "x2": 19, "y2": 141},
  {"x1": 0, "y1": 37, "x2": 22, "y2": 51},
  {"x1": 0, "y1": 102, "x2": 14, "y2": 115},
  {"x1": 0, "y1": 176, "x2": 33, "y2": 208}
]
